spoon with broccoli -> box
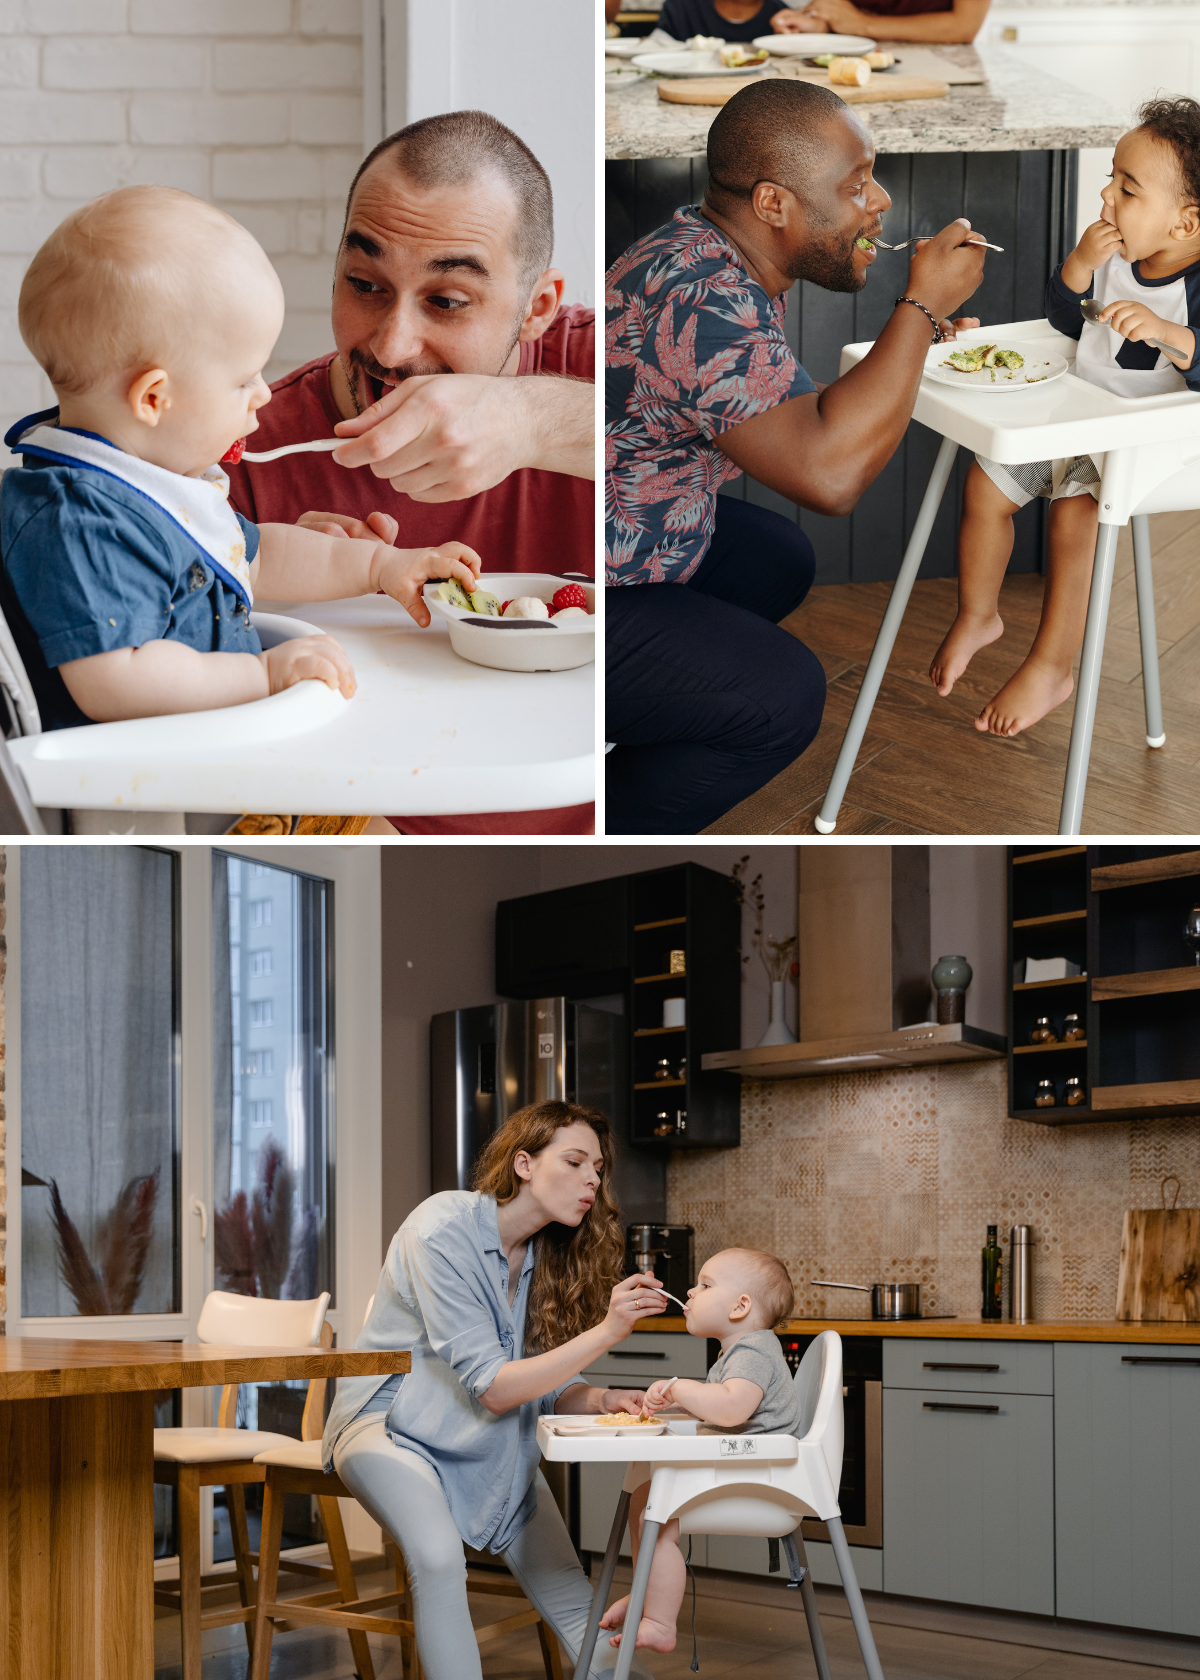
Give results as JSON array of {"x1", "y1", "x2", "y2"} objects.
[{"x1": 856, "y1": 234, "x2": 1004, "y2": 253}]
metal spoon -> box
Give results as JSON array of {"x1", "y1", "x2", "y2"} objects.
[
  {"x1": 1079, "y1": 296, "x2": 1181, "y2": 357},
  {"x1": 240, "y1": 438, "x2": 343, "y2": 463},
  {"x1": 641, "y1": 1284, "x2": 689, "y2": 1313},
  {"x1": 869, "y1": 235, "x2": 1004, "y2": 253}
]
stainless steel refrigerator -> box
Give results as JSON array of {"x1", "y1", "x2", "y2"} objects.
[{"x1": 430, "y1": 998, "x2": 664, "y2": 1227}]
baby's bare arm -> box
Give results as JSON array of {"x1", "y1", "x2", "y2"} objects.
[
  {"x1": 59, "y1": 634, "x2": 355, "y2": 722},
  {"x1": 255, "y1": 522, "x2": 480, "y2": 624},
  {"x1": 662, "y1": 1376, "x2": 763, "y2": 1428}
]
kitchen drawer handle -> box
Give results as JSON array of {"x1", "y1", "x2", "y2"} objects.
[
  {"x1": 923, "y1": 1402, "x2": 1000, "y2": 1414},
  {"x1": 1121, "y1": 1356, "x2": 1200, "y2": 1368},
  {"x1": 609, "y1": 1350, "x2": 666, "y2": 1359},
  {"x1": 922, "y1": 1362, "x2": 1000, "y2": 1372}
]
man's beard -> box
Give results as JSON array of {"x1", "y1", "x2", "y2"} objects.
[
  {"x1": 784, "y1": 220, "x2": 866, "y2": 295},
  {"x1": 343, "y1": 311, "x2": 528, "y2": 412}
]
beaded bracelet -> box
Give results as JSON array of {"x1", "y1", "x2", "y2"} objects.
[{"x1": 895, "y1": 295, "x2": 944, "y2": 343}]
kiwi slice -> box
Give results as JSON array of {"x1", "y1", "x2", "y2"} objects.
[
  {"x1": 437, "y1": 579, "x2": 473, "y2": 611},
  {"x1": 468, "y1": 589, "x2": 502, "y2": 616}
]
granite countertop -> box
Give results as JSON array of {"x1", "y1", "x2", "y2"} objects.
[
  {"x1": 638, "y1": 1316, "x2": 1200, "y2": 1342},
  {"x1": 605, "y1": 42, "x2": 1126, "y2": 158}
]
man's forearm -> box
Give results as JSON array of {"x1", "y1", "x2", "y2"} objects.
[
  {"x1": 59, "y1": 640, "x2": 268, "y2": 722},
  {"x1": 857, "y1": 10, "x2": 981, "y2": 40},
  {"x1": 525, "y1": 375, "x2": 595, "y2": 479}
]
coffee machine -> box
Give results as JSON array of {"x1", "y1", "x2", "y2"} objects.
[{"x1": 626, "y1": 1223, "x2": 694, "y2": 1303}]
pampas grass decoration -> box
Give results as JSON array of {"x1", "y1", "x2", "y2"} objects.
[
  {"x1": 250, "y1": 1138, "x2": 295, "y2": 1300},
  {"x1": 215, "y1": 1189, "x2": 257, "y2": 1296},
  {"x1": 49, "y1": 1168, "x2": 160, "y2": 1316}
]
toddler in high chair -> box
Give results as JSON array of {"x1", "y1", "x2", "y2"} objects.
[
  {"x1": 0, "y1": 185, "x2": 480, "y2": 731},
  {"x1": 599, "y1": 1248, "x2": 800, "y2": 1655},
  {"x1": 929, "y1": 96, "x2": 1200, "y2": 739}
]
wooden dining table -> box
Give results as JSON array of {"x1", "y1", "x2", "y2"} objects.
[{"x1": 0, "y1": 1335, "x2": 410, "y2": 1680}]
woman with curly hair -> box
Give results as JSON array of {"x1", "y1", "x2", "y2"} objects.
[{"x1": 323, "y1": 1101, "x2": 664, "y2": 1678}]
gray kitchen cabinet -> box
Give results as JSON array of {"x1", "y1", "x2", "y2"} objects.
[
  {"x1": 1055, "y1": 1342, "x2": 1200, "y2": 1638},
  {"x1": 705, "y1": 1532, "x2": 882, "y2": 1591},
  {"x1": 882, "y1": 1386, "x2": 1055, "y2": 1614},
  {"x1": 883, "y1": 1338, "x2": 1052, "y2": 1396}
]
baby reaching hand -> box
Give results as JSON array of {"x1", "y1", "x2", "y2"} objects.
[
  {"x1": 599, "y1": 1249, "x2": 800, "y2": 1656},
  {"x1": 0, "y1": 185, "x2": 481, "y2": 730}
]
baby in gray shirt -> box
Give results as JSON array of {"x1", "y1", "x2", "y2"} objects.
[{"x1": 599, "y1": 1247, "x2": 798, "y2": 1656}]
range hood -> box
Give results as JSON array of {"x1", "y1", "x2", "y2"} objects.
[{"x1": 701, "y1": 847, "x2": 1007, "y2": 1079}]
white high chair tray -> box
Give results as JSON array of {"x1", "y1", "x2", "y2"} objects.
[
  {"x1": 840, "y1": 317, "x2": 1200, "y2": 464},
  {"x1": 8, "y1": 593, "x2": 594, "y2": 815},
  {"x1": 536, "y1": 1417, "x2": 799, "y2": 1463}
]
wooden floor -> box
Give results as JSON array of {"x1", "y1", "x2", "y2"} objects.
[
  {"x1": 154, "y1": 1557, "x2": 1200, "y2": 1679},
  {"x1": 705, "y1": 509, "x2": 1200, "y2": 837}
]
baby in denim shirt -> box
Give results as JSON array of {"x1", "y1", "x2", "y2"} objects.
[{"x1": 1, "y1": 185, "x2": 479, "y2": 729}]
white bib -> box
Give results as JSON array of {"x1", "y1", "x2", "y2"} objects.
[{"x1": 11, "y1": 418, "x2": 254, "y2": 610}]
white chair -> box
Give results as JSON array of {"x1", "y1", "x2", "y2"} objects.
[
  {"x1": 152, "y1": 1289, "x2": 330, "y2": 1680},
  {"x1": 574, "y1": 1330, "x2": 885, "y2": 1680}
]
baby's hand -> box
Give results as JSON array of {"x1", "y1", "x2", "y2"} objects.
[
  {"x1": 1073, "y1": 218, "x2": 1123, "y2": 274},
  {"x1": 373, "y1": 540, "x2": 483, "y2": 626},
  {"x1": 643, "y1": 1379, "x2": 676, "y2": 1414},
  {"x1": 1098, "y1": 298, "x2": 1191, "y2": 360},
  {"x1": 261, "y1": 634, "x2": 356, "y2": 700}
]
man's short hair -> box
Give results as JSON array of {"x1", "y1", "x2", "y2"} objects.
[
  {"x1": 707, "y1": 78, "x2": 848, "y2": 207},
  {"x1": 345, "y1": 110, "x2": 554, "y2": 292}
]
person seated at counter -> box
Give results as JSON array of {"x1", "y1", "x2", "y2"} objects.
[
  {"x1": 224, "y1": 109, "x2": 595, "y2": 838},
  {"x1": 605, "y1": 77, "x2": 986, "y2": 835},
  {"x1": 651, "y1": 0, "x2": 797, "y2": 42},
  {"x1": 769, "y1": 0, "x2": 990, "y2": 45}
]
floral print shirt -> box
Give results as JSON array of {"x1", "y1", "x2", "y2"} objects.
[{"x1": 605, "y1": 206, "x2": 815, "y2": 586}]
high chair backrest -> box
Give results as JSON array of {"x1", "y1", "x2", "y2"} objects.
[
  {"x1": 793, "y1": 1329, "x2": 844, "y2": 1496},
  {"x1": 0, "y1": 594, "x2": 41, "y2": 738},
  {"x1": 195, "y1": 1288, "x2": 330, "y2": 1432}
]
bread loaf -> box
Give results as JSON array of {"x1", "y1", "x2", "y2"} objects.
[{"x1": 828, "y1": 56, "x2": 871, "y2": 87}]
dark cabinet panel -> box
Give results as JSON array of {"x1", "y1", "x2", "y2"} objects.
[{"x1": 496, "y1": 877, "x2": 629, "y2": 999}]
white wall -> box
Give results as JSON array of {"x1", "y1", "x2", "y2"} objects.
[
  {"x1": 0, "y1": 0, "x2": 364, "y2": 438},
  {"x1": 374, "y1": 0, "x2": 595, "y2": 306}
]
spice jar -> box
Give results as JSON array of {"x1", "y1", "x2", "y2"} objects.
[
  {"x1": 1030, "y1": 1017, "x2": 1057, "y2": 1045},
  {"x1": 676, "y1": 1055, "x2": 687, "y2": 1083},
  {"x1": 1064, "y1": 1077, "x2": 1085, "y2": 1106},
  {"x1": 1062, "y1": 1012, "x2": 1085, "y2": 1042},
  {"x1": 1034, "y1": 1079, "x2": 1056, "y2": 1108},
  {"x1": 654, "y1": 1057, "x2": 672, "y2": 1080},
  {"x1": 653, "y1": 1111, "x2": 673, "y2": 1137}
]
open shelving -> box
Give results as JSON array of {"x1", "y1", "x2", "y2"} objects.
[{"x1": 1008, "y1": 846, "x2": 1200, "y2": 1124}]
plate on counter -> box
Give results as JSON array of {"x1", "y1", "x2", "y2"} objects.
[
  {"x1": 603, "y1": 37, "x2": 653, "y2": 56},
  {"x1": 632, "y1": 49, "x2": 767, "y2": 76},
  {"x1": 753, "y1": 32, "x2": 876, "y2": 54},
  {"x1": 924, "y1": 343, "x2": 1069, "y2": 393}
]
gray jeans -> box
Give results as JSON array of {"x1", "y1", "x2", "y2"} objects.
[{"x1": 334, "y1": 1414, "x2": 653, "y2": 1680}]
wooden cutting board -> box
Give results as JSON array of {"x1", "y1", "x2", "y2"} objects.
[
  {"x1": 657, "y1": 71, "x2": 949, "y2": 106},
  {"x1": 1116, "y1": 1199, "x2": 1200, "y2": 1322}
]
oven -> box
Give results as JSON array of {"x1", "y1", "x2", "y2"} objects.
[{"x1": 778, "y1": 1333, "x2": 882, "y2": 1549}]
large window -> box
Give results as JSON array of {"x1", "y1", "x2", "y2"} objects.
[{"x1": 19, "y1": 848, "x2": 181, "y2": 1319}]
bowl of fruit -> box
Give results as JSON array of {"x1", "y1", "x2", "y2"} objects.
[{"x1": 422, "y1": 571, "x2": 595, "y2": 673}]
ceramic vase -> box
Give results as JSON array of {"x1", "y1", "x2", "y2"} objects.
[{"x1": 758, "y1": 979, "x2": 796, "y2": 1046}]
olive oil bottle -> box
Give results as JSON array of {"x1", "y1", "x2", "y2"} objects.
[{"x1": 981, "y1": 1224, "x2": 1003, "y2": 1320}]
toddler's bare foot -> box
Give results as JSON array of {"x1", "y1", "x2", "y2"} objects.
[
  {"x1": 600, "y1": 1596, "x2": 629, "y2": 1634},
  {"x1": 975, "y1": 658, "x2": 1073, "y2": 737},
  {"x1": 607, "y1": 1616, "x2": 678, "y2": 1653},
  {"x1": 929, "y1": 611, "x2": 1004, "y2": 696}
]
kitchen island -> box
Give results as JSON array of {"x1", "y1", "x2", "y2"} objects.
[{"x1": 605, "y1": 46, "x2": 1127, "y2": 583}]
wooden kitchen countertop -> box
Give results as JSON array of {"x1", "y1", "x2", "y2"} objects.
[
  {"x1": 636, "y1": 1317, "x2": 1200, "y2": 1343},
  {"x1": 0, "y1": 1337, "x2": 411, "y2": 1402}
]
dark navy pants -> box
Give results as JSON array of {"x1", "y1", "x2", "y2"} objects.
[{"x1": 605, "y1": 497, "x2": 826, "y2": 834}]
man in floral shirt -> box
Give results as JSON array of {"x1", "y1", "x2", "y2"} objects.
[{"x1": 605, "y1": 78, "x2": 987, "y2": 834}]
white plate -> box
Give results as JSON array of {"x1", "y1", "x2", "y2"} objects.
[
  {"x1": 606, "y1": 64, "x2": 651, "y2": 86},
  {"x1": 631, "y1": 49, "x2": 768, "y2": 76},
  {"x1": 423, "y1": 572, "x2": 595, "y2": 674},
  {"x1": 603, "y1": 37, "x2": 651, "y2": 57},
  {"x1": 924, "y1": 343, "x2": 1070, "y2": 393},
  {"x1": 753, "y1": 32, "x2": 876, "y2": 55},
  {"x1": 550, "y1": 1420, "x2": 668, "y2": 1436}
]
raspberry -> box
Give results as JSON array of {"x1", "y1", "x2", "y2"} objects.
[
  {"x1": 220, "y1": 438, "x2": 246, "y2": 465},
  {"x1": 501, "y1": 600, "x2": 513, "y2": 613},
  {"x1": 551, "y1": 583, "x2": 588, "y2": 613}
]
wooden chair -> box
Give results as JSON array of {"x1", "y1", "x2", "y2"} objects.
[
  {"x1": 249, "y1": 1312, "x2": 565, "y2": 1680},
  {"x1": 152, "y1": 1289, "x2": 332, "y2": 1680}
]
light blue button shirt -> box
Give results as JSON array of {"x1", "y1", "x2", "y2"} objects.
[{"x1": 323, "y1": 1190, "x2": 583, "y2": 1553}]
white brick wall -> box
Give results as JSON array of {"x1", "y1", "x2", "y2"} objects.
[{"x1": 0, "y1": 0, "x2": 363, "y2": 439}]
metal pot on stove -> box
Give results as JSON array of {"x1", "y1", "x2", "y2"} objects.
[{"x1": 811, "y1": 1278, "x2": 922, "y2": 1319}]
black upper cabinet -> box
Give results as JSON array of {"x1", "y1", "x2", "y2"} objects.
[{"x1": 496, "y1": 876, "x2": 630, "y2": 999}]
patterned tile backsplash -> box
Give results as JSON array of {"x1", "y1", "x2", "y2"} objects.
[{"x1": 665, "y1": 1063, "x2": 1200, "y2": 1322}]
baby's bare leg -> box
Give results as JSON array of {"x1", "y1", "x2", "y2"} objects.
[
  {"x1": 930, "y1": 462, "x2": 1015, "y2": 696},
  {"x1": 977, "y1": 491, "x2": 1098, "y2": 737},
  {"x1": 599, "y1": 1483, "x2": 684, "y2": 1654}
]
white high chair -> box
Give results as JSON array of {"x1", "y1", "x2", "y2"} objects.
[
  {"x1": 554, "y1": 1330, "x2": 885, "y2": 1680},
  {"x1": 815, "y1": 318, "x2": 1200, "y2": 837},
  {"x1": 151, "y1": 1288, "x2": 331, "y2": 1680}
]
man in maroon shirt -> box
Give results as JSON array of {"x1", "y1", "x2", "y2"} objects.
[{"x1": 226, "y1": 110, "x2": 595, "y2": 835}]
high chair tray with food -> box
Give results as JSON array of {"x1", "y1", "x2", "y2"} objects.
[{"x1": 7, "y1": 594, "x2": 594, "y2": 816}]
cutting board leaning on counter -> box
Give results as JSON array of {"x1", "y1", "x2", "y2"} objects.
[{"x1": 604, "y1": 0, "x2": 991, "y2": 47}]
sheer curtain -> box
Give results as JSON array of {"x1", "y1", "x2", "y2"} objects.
[{"x1": 20, "y1": 847, "x2": 179, "y2": 1318}]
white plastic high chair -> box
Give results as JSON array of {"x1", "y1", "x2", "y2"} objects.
[{"x1": 570, "y1": 1330, "x2": 886, "y2": 1680}]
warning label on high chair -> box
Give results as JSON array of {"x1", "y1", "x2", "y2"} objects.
[{"x1": 719, "y1": 1438, "x2": 757, "y2": 1456}]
